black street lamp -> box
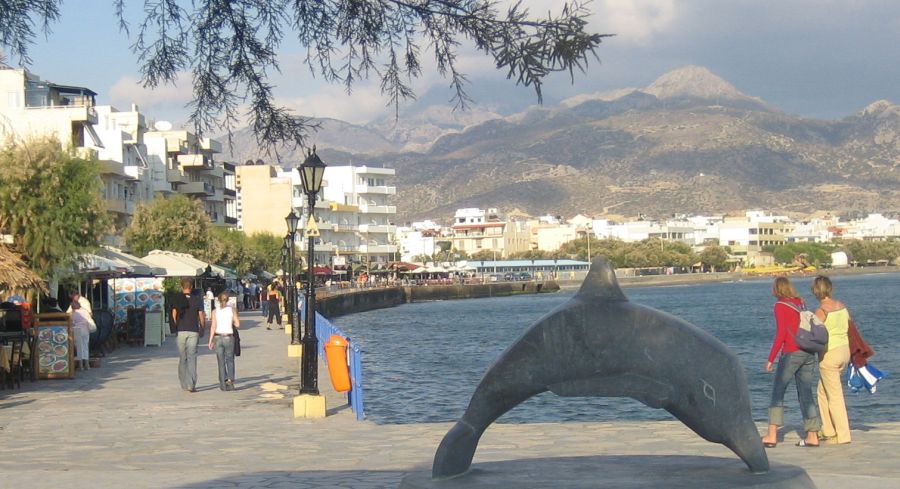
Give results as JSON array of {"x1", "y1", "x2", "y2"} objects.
[
  {"x1": 297, "y1": 147, "x2": 326, "y2": 396},
  {"x1": 285, "y1": 212, "x2": 301, "y2": 345}
]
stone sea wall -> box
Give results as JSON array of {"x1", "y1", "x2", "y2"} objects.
[{"x1": 316, "y1": 281, "x2": 561, "y2": 318}]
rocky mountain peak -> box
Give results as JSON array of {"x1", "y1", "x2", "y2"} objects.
[
  {"x1": 859, "y1": 99, "x2": 899, "y2": 118},
  {"x1": 645, "y1": 65, "x2": 748, "y2": 101}
]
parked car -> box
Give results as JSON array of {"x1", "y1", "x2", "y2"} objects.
[
  {"x1": 518, "y1": 272, "x2": 533, "y2": 281},
  {"x1": 503, "y1": 272, "x2": 516, "y2": 281}
]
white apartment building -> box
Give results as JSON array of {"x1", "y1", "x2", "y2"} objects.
[
  {"x1": 840, "y1": 214, "x2": 900, "y2": 240},
  {"x1": 301, "y1": 165, "x2": 399, "y2": 269},
  {"x1": 396, "y1": 228, "x2": 438, "y2": 263},
  {"x1": 0, "y1": 67, "x2": 100, "y2": 151},
  {"x1": 143, "y1": 127, "x2": 237, "y2": 226},
  {"x1": 450, "y1": 208, "x2": 507, "y2": 256}
]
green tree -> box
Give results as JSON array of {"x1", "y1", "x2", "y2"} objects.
[
  {"x1": 839, "y1": 239, "x2": 900, "y2": 264},
  {"x1": 201, "y1": 226, "x2": 251, "y2": 275},
  {"x1": 124, "y1": 194, "x2": 211, "y2": 257},
  {"x1": 0, "y1": 138, "x2": 110, "y2": 276},
  {"x1": 247, "y1": 232, "x2": 284, "y2": 276},
  {"x1": 698, "y1": 244, "x2": 731, "y2": 272},
  {"x1": 766, "y1": 242, "x2": 834, "y2": 266},
  {"x1": 2, "y1": 1, "x2": 608, "y2": 149}
]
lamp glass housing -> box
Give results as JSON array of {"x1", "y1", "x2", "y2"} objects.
[
  {"x1": 285, "y1": 210, "x2": 300, "y2": 234},
  {"x1": 299, "y1": 150, "x2": 327, "y2": 195}
]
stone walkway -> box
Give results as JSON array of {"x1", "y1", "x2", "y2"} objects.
[{"x1": 1, "y1": 311, "x2": 897, "y2": 488}]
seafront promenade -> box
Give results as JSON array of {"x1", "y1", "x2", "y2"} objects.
[{"x1": 1, "y1": 311, "x2": 898, "y2": 488}]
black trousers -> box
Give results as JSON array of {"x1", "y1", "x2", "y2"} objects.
[{"x1": 267, "y1": 300, "x2": 281, "y2": 324}]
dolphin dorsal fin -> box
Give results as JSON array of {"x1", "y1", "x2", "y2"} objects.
[{"x1": 576, "y1": 256, "x2": 628, "y2": 302}]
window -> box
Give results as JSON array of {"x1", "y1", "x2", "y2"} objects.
[{"x1": 7, "y1": 92, "x2": 20, "y2": 108}]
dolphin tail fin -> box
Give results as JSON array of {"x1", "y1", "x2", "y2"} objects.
[{"x1": 577, "y1": 256, "x2": 627, "y2": 302}]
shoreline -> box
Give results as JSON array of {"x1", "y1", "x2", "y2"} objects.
[{"x1": 558, "y1": 265, "x2": 900, "y2": 291}]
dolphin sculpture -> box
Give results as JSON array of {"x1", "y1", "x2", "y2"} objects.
[{"x1": 432, "y1": 257, "x2": 769, "y2": 479}]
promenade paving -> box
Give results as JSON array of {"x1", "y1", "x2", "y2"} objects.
[{"x1": 1, "y1": 311, "x2": 897, "y2": 488}]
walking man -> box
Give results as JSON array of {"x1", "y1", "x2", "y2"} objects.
[{"x1": 171, "y1": 278, "x2": 206, "y2": 392}]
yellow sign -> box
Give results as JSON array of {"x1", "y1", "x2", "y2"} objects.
[{"x1": 305, "y1": 215, "x2": 320, "y2": 237}]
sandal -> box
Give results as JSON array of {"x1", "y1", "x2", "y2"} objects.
[{"x1": 796, "y1": 440, "x2": 819, "y2": 448}]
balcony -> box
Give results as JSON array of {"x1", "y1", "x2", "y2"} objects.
[
  {"x1": 105, "y1": 199, "x2": 135, "y2": 215},
  {"x1": 207, "y1": 189, "x2": 225, "y2": 202},
  {"x1": 357, "y1": 184, "x2": 396, "y2": 195},
  {"x1": 225, "y1": 216, "x2": 238, "y2": 225},
  {"x1": 224, "y1": 188, "x2": 237, "y2": 198},
  {"x1": 358, "y1": 224, "x2": 396, "y2": 234},
  {"x1": 98, "y1": 159, "x2": 130, "y2": 179},
  {"x1": 331, "y1": 224, "x2": 357, "y2": 232},
  {"x1": 25, "y1": 105, "x2": 97, "y2": 124},
  {"x1": 358, "y1": 204, "x2": 396, "y2": 214},
  {"x1": 177, "y1": 154, "x2": 213, "y2": 169},
  {"x1": 166, "y1": 169, "x2": 188, "y2": 184},
  {"x1": 200, "y1": 137, "x2": 222, "y2": 153},
  {"x1": 179, "y1": 181, "x2": 215, "y2": 195},
  {"x1": 358, "y1": 244, "x2": 398, "y2": 254}
]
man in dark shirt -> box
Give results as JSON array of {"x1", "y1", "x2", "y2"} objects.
[{"x1": 171, "y1": 278, "x2": 206, "y2": 392}]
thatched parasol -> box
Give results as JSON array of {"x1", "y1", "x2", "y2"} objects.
[{"x1": 0, "y1": 245, "x2": 47, "y2": 293}]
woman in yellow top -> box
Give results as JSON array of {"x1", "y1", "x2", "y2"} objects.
[{"x1": 812, "y1": 276, "x2": 852, "y2": 444}]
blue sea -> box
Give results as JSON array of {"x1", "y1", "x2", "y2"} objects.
[{"x1": 336, "y1": 273, "x2": 899, "y2": 426}]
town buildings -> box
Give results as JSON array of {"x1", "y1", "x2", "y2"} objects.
[{"x1": 1, "y1": 67, "x2": 238, "y2": 239}]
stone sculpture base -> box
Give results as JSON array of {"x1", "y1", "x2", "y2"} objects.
[{"x1": 400, "y1": 455, "x2": 817, "y2": 489}]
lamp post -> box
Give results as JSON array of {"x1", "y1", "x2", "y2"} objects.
[
  {"x1": 285, "y1": 212, "x2": 301, "y2": 344},
  {"x1": 297, "y1": 147, "x2": 327, "y2": 395},
  {"x1": 585, "y1": 221, "x2": 593, "y2": 263}
]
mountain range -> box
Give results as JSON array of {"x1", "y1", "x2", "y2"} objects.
[{"x1": 225, "y1": 65, "x2": 900, "y2": 222}]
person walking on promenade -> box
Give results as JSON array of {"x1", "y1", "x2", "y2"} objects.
[
  {"x1": 259, "y1": 283, "x2": 269, "y2": 317},
  {"x1": 208, "y1": 291, "x2": 240, "y2": 391},
  {"x1": 70, "y1": 300, "x2": 94, "y2": 370},
  {"x1": 761, "y1": 276, "x2": 821, "y2": 448},
  {"x1": 171, "y1": 278, "x2": 206, "y2": 392},
  {"x1": 812, "y1": 276, "x2": 852, "y2": 445},
  {"x1": 265, "y1": 280, "x2": 282, "y2": 330}
]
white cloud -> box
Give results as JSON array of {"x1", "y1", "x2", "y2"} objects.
[
  {"x1": 107, "y1": 73, "x2": 194, "y2": 123},
  {"x1": 275, "y1": 82, "x2": 389, "y2": 124},
  {"x1": 507, "y1": 1, "x2": 677, "y2": 44}
]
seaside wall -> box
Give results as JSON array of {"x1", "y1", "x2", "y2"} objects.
[
  {"x1": 316, "y1": 287, "x2": 405, "y2": 318},
  {"x1": 403, "y1": 281, "x2": 559, "y2": 303},
  {"x1": 316, "y1": 281, "x2": 561, "y2": 318}
]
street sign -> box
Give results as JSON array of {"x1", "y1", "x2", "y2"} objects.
[{"x1": 305, "y1": 215, "x2": 320, "y2": 237}]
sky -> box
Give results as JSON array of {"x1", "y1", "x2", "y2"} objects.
[{"x1": 11, "y1": 0, "x2": 900, "y2": 128}]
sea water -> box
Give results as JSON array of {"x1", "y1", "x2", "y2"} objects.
[{"x1": 336, "y1": 273, "x2": 899, "y2": 425}]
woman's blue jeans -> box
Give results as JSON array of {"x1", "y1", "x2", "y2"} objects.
[{"x1": 768, "y1": 350, "x2": 822, "y2": 432}]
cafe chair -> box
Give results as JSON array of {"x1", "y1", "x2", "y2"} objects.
[{"x1": 7, "y1": 339, "x2": 23, "y2": 389}]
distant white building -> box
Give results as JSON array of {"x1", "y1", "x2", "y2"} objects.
[{"x1": 316, "y1": 165, "x2": 398, "y2": 268}]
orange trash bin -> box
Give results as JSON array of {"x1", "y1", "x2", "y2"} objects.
[{"x1": 325, "y1": 335, "x2": 351, "y2": 392}]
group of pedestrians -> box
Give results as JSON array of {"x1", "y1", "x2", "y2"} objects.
[
  {"x1": 171, "y1": 278, "x2": 241, "y2": 392},
  {"x1": 761, "y1": 275, "x2": 853, "y2": 448}
]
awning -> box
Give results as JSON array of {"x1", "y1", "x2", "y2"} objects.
[
  {"x1": 142, "y1": 250, "x2": 205, "y2": 277},
  {"x1": 69, "y1": 253, "x2": 131, "y2": 277},
  {"x1": 98, "y1": 246, "x2": 165, "y2": 276},
  {"x1": 313, "y1": 266, "x2": 333, "y2": 275}
]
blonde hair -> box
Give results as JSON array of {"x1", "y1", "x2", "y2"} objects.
[
  {"x1": 811, "y1": 275, "x2": 833, "y2": 300},
  {"x1": 217, "y1": 292, "x2": 230, "y2": 307},
  {"x1": 772, "y1": 276, "x2": 798, "y2": 299}
]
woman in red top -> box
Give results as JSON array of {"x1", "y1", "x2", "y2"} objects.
[{"x1": 760, "y1": 277, "x2": 821, "y2": 448}]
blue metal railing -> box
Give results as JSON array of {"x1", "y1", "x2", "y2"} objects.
[{"x1": 301, "y1": 307, "x2": 366, "y2": 421}]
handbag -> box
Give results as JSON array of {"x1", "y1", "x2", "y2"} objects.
[{"x1": 233, "y1": 328, "x2": 241, "y2": 357}]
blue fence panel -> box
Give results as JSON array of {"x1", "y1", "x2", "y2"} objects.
[{"x1": 305, "y1": 309, "x2": 366, "y2": 421}]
